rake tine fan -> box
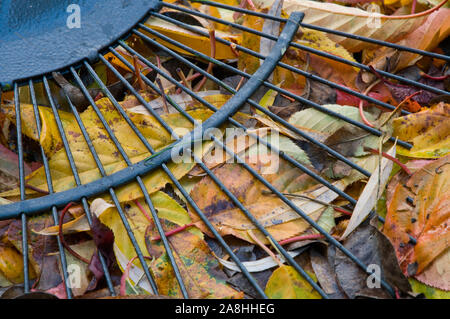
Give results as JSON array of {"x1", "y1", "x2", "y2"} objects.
[{"x1": 0, "y1": 0, "x2": 448, "y2": 299}]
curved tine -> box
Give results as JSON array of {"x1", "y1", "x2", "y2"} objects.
[
  {"x1": 101, "y1": 51, "x2": 268, "y2": 298},
  {"x1": 13, "y1": 83, "x2": 30, "y2": 293},
  {"x1": 67, "y1": 68, "x2": 160, "y2": 295},
  {"x1": 28, "y1": 80, "x2": 73, "y2": 298},
  {"x1": 142, "y1": 14, "x2": 413, "y2": 149},
  {"x1": 200, "y1": 136, "x2": 396, "y2": 297},
  {"x1": 186, "y1": 0, "x2": 450, "y2": 62},
  {"x1": 119, "y1": 39, "x2": 358, "y2": 205},
  {"x1": 134, "y1": 24, "x2": 372, "y2": 177},
  {"x1": 158, "y1": 5, "x2": 447, "y2": 100},
  {"x1": 83, "y1": 60, "x2": 190, "y2": 298}
]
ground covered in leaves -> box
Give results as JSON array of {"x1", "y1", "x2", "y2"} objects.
[{"x1": 0, "y1": 0, "x2": 449, "y2": 299}]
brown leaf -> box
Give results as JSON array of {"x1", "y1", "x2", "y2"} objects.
[
  {"x1": 189, "y1": 154, "x2": 344, "y2": 243},
  {"x1": 146, "y1": 219, "x2": 244, "y2": 299}
]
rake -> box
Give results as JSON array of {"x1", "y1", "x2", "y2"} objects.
[{"x1": 0, "y1": 0, "x2": 448, "y2": 299}]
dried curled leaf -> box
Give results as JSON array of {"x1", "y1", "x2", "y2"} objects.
[
  {"x1": 341, "y1": 144, "x2": 396, "y2": 239},
  {"x1": 281, "y1": 0, "x2": 432, "y2": 52}
]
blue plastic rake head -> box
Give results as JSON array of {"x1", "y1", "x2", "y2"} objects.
[
  {"x1": 0, "y1": 0, "x2": 161, "y2": 88},
  {"x1": 0, "y1": 0, "x2": 448, "y2": 299}
]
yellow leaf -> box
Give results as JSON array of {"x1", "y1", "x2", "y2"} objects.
[
  {"x1": 1, "y1": 103, "x2": 77, "y2": 157},
  {"x1": 142, "y1": 17, "x2": 240, "y2": 60},
  {"x1": 0, "y1": 98, "x2": 213, "y2": 202},
  {"x1": 33, "y1": 214, "x2": 90, "y2": 236},
  {"x1": 0, "y1": 244, "x2": 26, "y2": 284},
  {"x1": 91, "y1": 191, "x2": 201, "y2": 276},
  {"x1": 394, "y1": 102, "x2": 450, "y2": 158},
  {"x1": 265, "y1": 265, "x2": 322, "y2": 299}
]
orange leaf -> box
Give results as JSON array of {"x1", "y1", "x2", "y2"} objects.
[{"x1": 384, "y1": 155, "x2": 450, "y2": 281}]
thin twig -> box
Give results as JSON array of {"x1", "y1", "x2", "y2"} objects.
[
  {"x1": 194, "y1": 29, "x2": 216, "y2": 92},
  {"x1": 364, "y1": 147, "x2": 412, "y2": 175},
  {"x1": 133, "y1": 55, "x2": 146, "y2": 92},
  {"x1": 25, "y1": 184, "x2": 49, "y2": 195},
  {"x1": 176, "y1": 68, "x2": 191, "y2": 91},
  {"x1": 156, "y1": 78, "x2": 170, "y2": 114}
]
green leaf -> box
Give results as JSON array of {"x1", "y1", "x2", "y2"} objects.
[
  {"x1": 246, "y1": 133, "x2": 312, "y2": 167},
  {"x1": 409, "y1": 278, "x2": 450, "y2": 299},
  {"x1": 315, "y1": 206, "x2": 335, "y2": 234}
]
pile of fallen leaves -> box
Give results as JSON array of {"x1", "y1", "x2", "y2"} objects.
[{"x1": 0, "y1": 0, "x2": 449, "y2": 299}]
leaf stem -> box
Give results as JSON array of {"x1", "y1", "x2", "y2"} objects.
[
  {"x1": 120, "y1": 255, "x2": 153, "y2": 296},
  {"x1": 133, "y1": 199, "x2": 153, "y2": 223},
  {"x1": 358, "y1": 80, "x2": 379, "y2": 128},
  {"x1": 364, "y1": 147, "x2": 412, "y2": 175},
  {"x1": 420, "y1": 72, "x2": 450, "y2": 81},
  {"x1": 176, "y1": 68, "x2": 191, "y2": 91},
  {"x1": 58, "y1": 202, "x2": 90, "y2": 264},
  {"x1": 151, "y1": 223, "x2": 195, "y2": 241},
  {"x1": 230, "y1": 43, "x2": 240, "y2": 57},
  {"x1": 25, "y1": 184, "x2": 49, "y2": 195},
  {"x1": 278, "y1": 233, "x2": 324, "y2": 245}
]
